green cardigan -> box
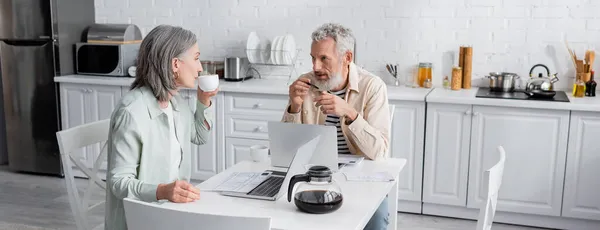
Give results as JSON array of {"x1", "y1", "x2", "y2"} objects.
[{"x1": 104, "y1": 86, "x2": 213, "y2": 230}]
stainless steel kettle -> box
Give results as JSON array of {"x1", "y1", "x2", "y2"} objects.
[
  {"x1": 224, "y1": 57, "x2": 255, "y2": 81},
  {"x1": 526, "y1": 64, "x2": 559, "y2": 91}
]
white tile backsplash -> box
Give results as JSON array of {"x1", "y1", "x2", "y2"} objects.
[{"x1": 96, "y1": 0, "x2": 600, "y2": 87}]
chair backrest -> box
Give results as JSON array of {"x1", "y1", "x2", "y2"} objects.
[
  {"x1": 476, "y1": 146, "x2": 506, "y2": 230},
  {"x1": 386, "y1": 104, "x2": 395, "y2": 157},
  {"x1": 123, "y1": 198, "x2": 272, "y2": 230},
  {"x1": 56, "y1": 119, "x2": 111, "y2": 230}
]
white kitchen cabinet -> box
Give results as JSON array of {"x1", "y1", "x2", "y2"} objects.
[
  {"x1": 59, "y1": 83, "x2": 122, "y2": 178},
  {"x1": 389, "y1": 100, "x2": 425, "y2": 213},
  {"x1": 222, "y1": 92, "x2": 288, "y2": 171},
  {"x1": 423, "y1": 103, "x2": 472, "y2": 207},
  {"x1": 225, "y1": 137, "x2": 270, "y2": 168},
  {"x1": 121, "y1": 86, "x2": 131, "y2": 96},
  {"x1": 467, "y1": 105, "x2": 569, "y2": 217},
  {"x1": 180, "y1": 90, "x2": 219, "y2": 181},
  {"x1": 562, "y1": 111, "x2": 600, "y2": 220}
]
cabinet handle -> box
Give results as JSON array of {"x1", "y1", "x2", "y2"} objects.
[
  {"x1": 254, "y1": 126, "x2": 263, "y2": 132},
  {"x1": 80, "y1": 89, "x2": 86, "y2": 93},
  {"x1": 473, "y1": 112, "x2": 480, "y2": 116},
  {"x1": 254, "y1": 103, "x2": 262, "y2": 109},
  {"x1": 464, "y1": 110, "x2": 472, "y2": 115},
  {"x1": 87, "y1": 89, "x2": 93, "y2": 93}
]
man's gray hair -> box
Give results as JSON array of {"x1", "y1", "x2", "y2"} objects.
[
  {"x1": 311, "y1": 23, "x2": 355, "y2": 57},
  {"x1": 130, "y1": 24, "x2": 197, "y2": 102}
]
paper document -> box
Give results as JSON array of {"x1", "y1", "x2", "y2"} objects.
[
  {"x1": 212, "y1": 172, "x2": 270, "y2": 193},
  {"x1": 343, "y1": 172, "x2": 395, "y2": 182}
]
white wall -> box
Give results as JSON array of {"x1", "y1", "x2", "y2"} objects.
[{"x1": 95, "y1": 0, "x2": 600, "y2": 89}]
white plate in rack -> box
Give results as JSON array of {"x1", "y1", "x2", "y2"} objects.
[
  {"x1": 282, "y1": 34, "x2": 296, "y2": 65},
  {"x1": 270, "y1": 36, "x2": 281, "y2": 65},
  {"x1": 246, "y1": 32, "x2": 260, "y2": 63},
  {"x1": 258, "y1": 38, "x2": 271, "y2": 64},
  {"x1": 276, "y1": 35, "x2": 286, "y2": 65}
]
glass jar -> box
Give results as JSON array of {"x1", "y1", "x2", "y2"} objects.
[
  {"x1": 418, "y1": 62, "x2": 432, "y2": 87},
  {"x1": 214, "y1": 61, "x2": 225, "y2": 79},
  {"x1": 200, "y1": 61, "x2": 214, "y2": 76}
]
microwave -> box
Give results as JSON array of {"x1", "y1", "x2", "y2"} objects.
[{"x1": 75, "y1": 42, "x2": 140, "y2": 77}]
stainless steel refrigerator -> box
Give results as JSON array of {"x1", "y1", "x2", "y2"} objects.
[{"x1": 0, "y1": 0, "x2": 95, "y2": 176}]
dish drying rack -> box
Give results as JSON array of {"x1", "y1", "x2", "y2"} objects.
[{"x1": 244, "y1": 48, "x2": 301, "y2": 82}]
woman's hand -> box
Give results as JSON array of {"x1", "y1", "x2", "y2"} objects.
[
  {"x1": 156, "y1": 180, "x2": 200, "y2": 203},
  {"x1": 197, "y1": 87, "x2": 219, "y2": 107}
]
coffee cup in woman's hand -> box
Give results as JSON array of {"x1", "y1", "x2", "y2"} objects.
[{"x1": 156, "y1": 180, "x2": 200, "y2": 203}]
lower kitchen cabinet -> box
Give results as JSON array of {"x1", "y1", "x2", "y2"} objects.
[
  {"x1": 181, "y1": 90, "x2": 220, "y2": 181},
  {"x1": 389, "y1": 100, "x2": 425, "y2": 213},
  {"x1": 467, "y1": 105, "x2": 569, "y2": 217},
  {"x1": 225, "y1": 137, "x2": 270, "y2": 168},
  {"x1": 59, "y1": 83, "x2": 123, "y2": 178},
  {"x1": 562, "y1": 111, "x2": 600, "y2": 221},
  {"x1": 423, "y1": 103, "x2": 472, "y2": 207}
]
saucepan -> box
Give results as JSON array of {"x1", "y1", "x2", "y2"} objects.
[{"x1": 486, "y1": 72, "x2": 520, "y2": 92}]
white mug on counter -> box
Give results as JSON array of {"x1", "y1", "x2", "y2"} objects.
[{"x1": 250, "y1": 145, "x2": 270, "y2": 162}]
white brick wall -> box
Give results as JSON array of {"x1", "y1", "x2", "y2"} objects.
[{"x1": 96, "y1": 0, "x2": 600, "y2": 89}]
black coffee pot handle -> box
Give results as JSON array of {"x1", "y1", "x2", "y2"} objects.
[{"x1": 287, "y1": 174, "x2": 310, "y2": 202}]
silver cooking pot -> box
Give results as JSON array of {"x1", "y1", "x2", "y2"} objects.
[{"x1": 486, "y1": 72, "x2": 521, "y2": 92}]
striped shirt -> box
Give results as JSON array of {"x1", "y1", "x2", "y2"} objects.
[{"x1": 324, "y1": 89, "x2": 351, "y2": 154}]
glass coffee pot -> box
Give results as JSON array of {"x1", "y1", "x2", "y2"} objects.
[{"x1": 287, "y1": 165, "x2": 343, "y2": 214}]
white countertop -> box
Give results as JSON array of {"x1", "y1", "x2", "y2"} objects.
[
  {"x1": 427, "y1": 87, "x2": 600, "y2": 112},
  {"x1": 54, "y1": 75, "x2": 433, "y2": 101},
  {"x1": 54, "y1": 74, "x2": 135, "y2": 86},
  {"x1": 54, "y1": 75, "x2": 600, "y2": 111}
]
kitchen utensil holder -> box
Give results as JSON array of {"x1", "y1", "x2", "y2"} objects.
[{"x1": 245, "y1": 48, "x2": 301, "y2": 82}]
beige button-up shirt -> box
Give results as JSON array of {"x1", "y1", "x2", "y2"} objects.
[
  {"x1": 105, "y1": 86, "x2": 213, "y2": 230},
  {"x1": 282, "y1": 62, "x2": 391, "y2": 160}
]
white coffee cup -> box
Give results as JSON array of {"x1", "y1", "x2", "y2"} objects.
[
  {"x1": 196, "y1": 74, "x2": 219, "y2": 92},
  {"x1": 250, "y1": 145, "x2": 269, "y2": 162}
]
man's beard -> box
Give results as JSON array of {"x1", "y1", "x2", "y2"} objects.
[
  {"x1": 313, "y1": 64, "x2": 345, "y2": 92},
  {"x1": 313, "y1": 72, "x2": 343, "y2": 91}
]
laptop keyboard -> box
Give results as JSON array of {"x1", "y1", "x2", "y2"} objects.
[{"x1": 247, "y1": 176, "x2": 284, "y2": 197}]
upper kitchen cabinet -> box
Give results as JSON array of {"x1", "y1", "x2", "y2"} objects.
[
  {"x1": 563, "y1": 111, "x2": 600, "y2": 221},
  {"x1": 181, "y1": 90, "x2": 220, "y2": 181},
  {"x1": 388, "y1": 100, "x2": 425, "y2": 213},
  {"x1": 423, "y1": 103, "x2": 472, "y2": 207},
  {"x1": 59, "y1": 83, "x2": 122, "y2": 177},
  {"x1": 467, "y1": 105, "x2": 569, "y2": 217}
]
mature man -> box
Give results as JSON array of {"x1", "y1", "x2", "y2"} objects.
[{"x1": 282, "y1": 23, "x2": 391, "y2": 229}]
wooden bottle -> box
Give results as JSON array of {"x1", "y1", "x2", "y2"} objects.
[{"x1": 462, "y1": 47, "x2": 473, "y2": 89}]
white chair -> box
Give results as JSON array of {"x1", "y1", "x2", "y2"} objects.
[
  {"x1": 123, "y1": 198, "x2": 271, "y2": 230},
  {"x1": 56, "y1": 119, "x2": 111, "y2": 230},
  {"x1": 476, "y1": 146, "x2": 506, "y2": 230},
  {"x1": 385, "y1": 104, "x2": 395, "y2": 157}
]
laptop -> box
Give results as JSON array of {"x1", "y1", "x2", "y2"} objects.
[
  {"x1": 218, "y1": 135, "x2": 320, "y2": 201},
  {"x1": 268, "y1": 121, "x2": 339, "y2": 171}
]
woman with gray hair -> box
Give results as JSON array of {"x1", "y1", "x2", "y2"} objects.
[{"x1": 104, "y1": 24, "x2": 217, "y2": 230}]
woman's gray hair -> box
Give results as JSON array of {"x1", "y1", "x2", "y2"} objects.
[
  {"x1": 311, "y1": 23, "x2": 355, "y2": 57},
  {"x1": 130, "y1": 24, "x2": 197, "y2": 102}
]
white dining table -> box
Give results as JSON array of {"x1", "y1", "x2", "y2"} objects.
[{"x1": 158, "y1": 158, "x2": 406, "y2": 230}]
